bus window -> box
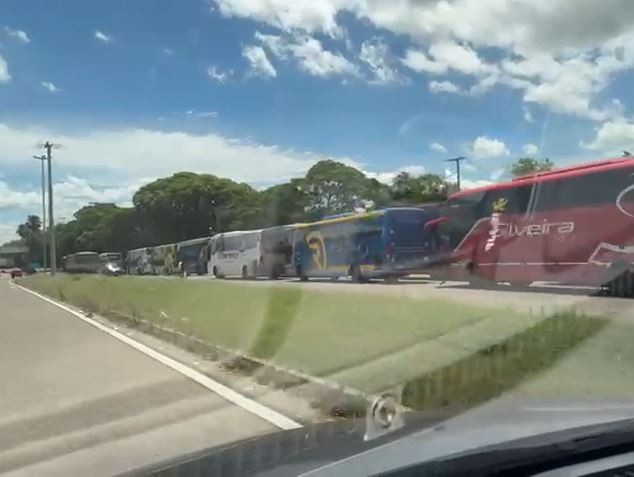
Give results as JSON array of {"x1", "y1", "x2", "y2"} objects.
[
  {"x1": 482, "y1": 185, "x2": 532, "y2": 216},
  {"x1": 533, "y1": 168, "x2": 632, "y2": 212},
  {"x1": 211, "y1": 236, "x2": 224, "y2": 254},
  {"x1": 224, "y1": 236, "x2": 240, "y2": 251},
  {"x1": 242, "y1": 234, "x2": 259, "y2": 250}
]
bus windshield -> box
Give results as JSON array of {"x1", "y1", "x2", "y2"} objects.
[{"x1": 389, "y1": 208, "x2": 439, "y2": 246}]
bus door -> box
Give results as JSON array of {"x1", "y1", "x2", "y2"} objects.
[
  {"x1": 240, "y1": 233, "x2": 261, "y2": 276},
  {"x1": 218, "y1": 235, "x2": 240, "y2": 275},
  {"x1": 472, "y1": 185, "x2": 532, "y2": 281}
]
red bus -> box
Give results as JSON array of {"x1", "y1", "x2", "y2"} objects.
[{"x1": 430, "y1": 157, "x2": 634, "y2": 296}]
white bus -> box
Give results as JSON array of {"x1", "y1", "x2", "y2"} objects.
[
  {"x1": 126, "y1": 247, "x2": 153, "y2": 275},
  {"x1": 209, "y1": 230, "x2": 262, "y2": 279}
]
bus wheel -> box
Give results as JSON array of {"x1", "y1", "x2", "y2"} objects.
[
  {"x1": 350, "y1": 264, "x2": 365, "y2": 283},
  {"x1": 241, "y1": 266, "x2": 249, "y2": 280},
  {"x1": 468, "y1": 275, "x2": 494, "y2": 289},
  {"x1": 296, "y1": 266, "x2": 308, "y2": 282},
  {"x1": 385, "y1": 275, "x2": 399, "y2": 284},
  {"x1": 605, "y1": 262, "x2": 630, "y2": 297},
  {"x1": 509, "y1": 281, "x2": 533, "y2": 290},
  {"x1": 213, "y1": 266, "x2": 224, "y2": 279}
]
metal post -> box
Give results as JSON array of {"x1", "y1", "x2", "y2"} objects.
[
  {"x1": 456, "y1": 158, "x2": 461, "y2": 190},
  {"x1": 34, "y1": 155, "x2": 47, "y2": 269},
  {"x1": 444, "y1": 156, "x2": 466, "y2": 191},
  {"x1": 45, "y1": 142, "x2": 56, "y2": 275}
]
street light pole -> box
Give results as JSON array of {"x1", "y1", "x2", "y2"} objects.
[
  {"x1": 43, "y1": 142, "x2": 57, "y2": 275},
  {"x1": 444, "y1": 156, "x2": 466, "y2": 191},
  {"x1": 33, "y1": 155, "x2": 47, "y2": 269}
]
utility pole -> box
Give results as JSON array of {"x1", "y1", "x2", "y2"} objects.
[
  {"x1": 33, "y1": 155, "x2": 48, "y2": 269},
  {"x1": 444, "y1": 156, "x2": 466, "y2": 191},
  {"x1": 41, "y1": 141, "x2": 58, "y2": 275}
]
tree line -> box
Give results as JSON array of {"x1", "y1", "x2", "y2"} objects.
[{"x1": 7, "y1": 157, "x2": 552, "y2": 265}]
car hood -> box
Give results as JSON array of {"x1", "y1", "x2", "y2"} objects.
[
  {"x1": 127, "y1": 398, "x2": 634, "y2": 477},
  {"x1": 301, "y1": 398, "x2": 634, "y2": 477}
]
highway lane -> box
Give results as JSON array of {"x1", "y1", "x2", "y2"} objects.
[
  {"x1": 180, "y1": 273, "x2": 626, "y2": 316},
  {"x1": 0, "y1": 278, "x2": 280, "y2": 476}
]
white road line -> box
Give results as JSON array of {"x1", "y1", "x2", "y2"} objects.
[{"x1": 13, "y1": 283, "x2": 302, "y2": 431}]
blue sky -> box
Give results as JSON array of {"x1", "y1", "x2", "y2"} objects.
[{"x1": 2, "y1": 0, "x2": 634, "y2": 242}]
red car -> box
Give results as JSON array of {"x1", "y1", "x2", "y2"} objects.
[{"x1": 10, "y1": 268, "x2": 23, "y2": 279}]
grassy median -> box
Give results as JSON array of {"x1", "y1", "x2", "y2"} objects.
[
  {"x1": 16, "y1": 274, "x2": 607, "y2": 402},
  {"x1": 17, "y1": 275, "x2": 522, "y2": 372}
]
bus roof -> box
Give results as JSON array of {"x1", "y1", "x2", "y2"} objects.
[
  {"x1": 177, "y1": 236, "x2": 211, "y2": 247},
  {"x1": 296, "y1": 207, "x2": 431, "y2": 229},
  {"x1": 217, "y1": 229, "x2": 263, "y2": 237},
  {"x1": 73, "y1": 251, "x2": 99, "y2": 256},
  {"x1": 450, "y1": 157, "x2": 634, "y2": 199}
]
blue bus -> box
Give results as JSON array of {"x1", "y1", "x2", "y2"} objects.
[
  {"x1": 292, "y1": 207, "x2": 440, "y2": 282},
  {"x1": 176, "y1": 237, "x2": 211, "y2": 276}
]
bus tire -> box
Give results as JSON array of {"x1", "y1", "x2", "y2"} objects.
[
  {"x1": 605, "y1": 262, "x2": 630, "y2": 297},
  {"x1": 509, "y1": 281, "x2": 533, "y2": 290},
  {"x1": 350, "y1": 264, "x2": 365, "y2": 283},
  {"x1": 241, "y1": 266, "x2": 249, "y2": 280},
  {"x1": 468, "y1": 275, "x2": 495, "y2": 289},
  {"x1": 296, "y1": 266, "x2": 308, "y2": 282},
  {"x1": 385, "y1": 275, "x2": 399, "y2": 284}
]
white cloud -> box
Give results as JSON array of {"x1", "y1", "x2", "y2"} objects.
[
  {"x1": 429, "y1": 80, "x2": 460, "y2": 94},
  {"x1": 462, "y1": 178, "x2": 494, "y2": 189},
  {"x1": 207, "y1": 65, "x2": 232, "y2": 83},
  {"x1": 41, "y1": 81, "x2": 60, "y2": 94},
  {"x1": 214, "y1": 0, "x2": 634, "y2": 121},
  {"x1": 490, "y1": 167, "x2": 506, "y2": 181},
  {"x1": 359, "y1": 38, "x2": 405, "y2": 85},
  {"x1": 0, "y1": 181, "x2": 40, "y2": 210},
  {"x1": 256, "y1": 32, "x2": 358, "y2": 78},
  {"x1": 523, "y1": 143, "x2": 539, "y2": 155},
  {"x1": 400, "y1": 49, "x2": 448, "y2": 75},
  {"x1": 582, "y1": 120, "x2": 634, "y2": 151},
  {"x1": 0, "y1": 222, "x2": 20, "y2": 245},
  {"x1": 4, "y1": 27, "x2": 30, "y2": 43},
  {"x1": 162, "y1": 47, "x2": 174, "y2": 56},
  {"x1": 0, "y1": 123, "x2": 343, "y2": 186},
  {"x1": 52, "y1": 176, "x2": 145, "y2": 214},
  {"x1": 428, "y1": 41, "x2": 495, "y2": 76},
  {"x1": 0, "y1": 176, "x2": 148, "y2": 242},
  {"x1": 0, "y1": 53, "x2": 9, "y2": 83},
  {"x1": 242, "y1": 45, "x2": 277, "y2": 78},
  {"x1": 430, "y1": 142, "x2": 447, "y2": 153},
  {"x1": 185, "y1": 109, "x2": 218, "y2": 119},
  {"x1": 366, "y1": 165, "x2": 427, "y2": 185},
  {"x1": 94, "y1": 30, "x2": 112, "y2": 43},
  {"x1": 214, "y1": 0, "x2": 343, "y2": 37},
  {"x1": 523, "y1": 106, "x2": 534, "y2": 123},
  {"x1": 471, "y1": 136, "x2": 510, "y2": 159}
]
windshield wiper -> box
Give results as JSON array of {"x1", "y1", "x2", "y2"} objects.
[{"x1": 376, "y1": 418, "x2": 634, "y2": 477}]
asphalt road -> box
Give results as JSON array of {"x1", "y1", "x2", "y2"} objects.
[
  {"x1": 180, "y1": 273, "x2": 632, "y2": 318},
  {"x1": 0, "y1": 278, "x2": 278, "y2": 476}
]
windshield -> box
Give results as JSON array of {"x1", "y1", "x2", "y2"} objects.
[{"x1": 2, "y1": 1, "x2": 634, "y2": 475}]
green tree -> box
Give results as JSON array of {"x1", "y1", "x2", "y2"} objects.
[
  {"x1": 54, "y1": 204, "x2": 124, "y2": 257},
  {"x1": 301, "y1": 160, "x2": 379, "y2": 219},
  {"x1": 133, "y1": 172, "x2": 261, "y2": 242},
  {"x1": 510, "y1": 158, "x2": 554, "y2": 177},
  {"x1": 16, "y1": 215, "x2": 44, "y2": 265},
  {"x1": 259, "y1": 179, "x2": 308, "y2": 226},
  {"x1": 390, "y1": 172, "x2": 449, "y2": 204}
]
